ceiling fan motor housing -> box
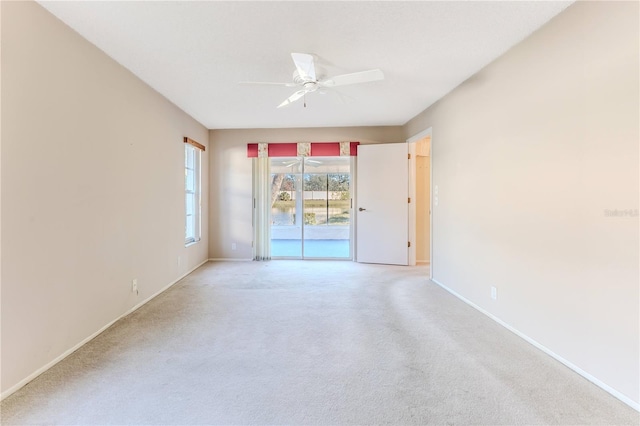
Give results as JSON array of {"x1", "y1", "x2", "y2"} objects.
[
  {"x1": 292, "y1": 68, "x2": 326, "y2": 85},
  {"x1": 303, "y1": 81, "x2": 319, "y2": 92}
]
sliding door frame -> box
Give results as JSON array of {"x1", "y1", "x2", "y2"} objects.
[{"x1": 269, "y1": 156, "x2": 354, "y2": 260}]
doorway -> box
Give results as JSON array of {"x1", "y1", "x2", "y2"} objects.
[
  {"x1": 408, "y1": 128, "x2": 433, "y2": 274},
  {"x1": 415, "y1": 137, "x2": 430, "y2": 265},
  {"x1": 270, "y1": 156, "x2": 352, "y2": 259}
]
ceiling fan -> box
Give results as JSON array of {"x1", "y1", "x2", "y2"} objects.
[{"x1": 239, "y1": 53, "x2": 384, "y2": 108}]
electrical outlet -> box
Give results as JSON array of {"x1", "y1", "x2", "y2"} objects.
[
  {"x1": 491, "y1": 286, "x2": 497, "y2": 300},
  {"x1": 132, "y1": 279, "x2": 138, "y2": 295},
  {"x1": 231, "y1": 243, "x2": 237, "y2": 251}
]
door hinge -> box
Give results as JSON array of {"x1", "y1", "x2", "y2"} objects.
[
  {"x1": 408, "y1": 197, "x2": 411, "y2": 203},
  {"x1": 408, "y1": 241, "x2": 411, "y2": 248},
  {"x1": 408, "y1": 153, "x2": 411, "y2": 160}
]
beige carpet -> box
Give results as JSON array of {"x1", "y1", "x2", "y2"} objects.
[{"x1": 1, "y1": 261, "x2": 638, "y2": 425}]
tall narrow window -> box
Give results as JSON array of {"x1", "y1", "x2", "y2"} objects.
[{"x1": 184, "y1": 137, "x2": 204, "y2": 245}]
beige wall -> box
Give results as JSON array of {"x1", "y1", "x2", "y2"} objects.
[
  {"x1": 208, "y1": 127, "x2": 404, "y2": 259},
  {"x1": 1, "y1": 2, "x2": 209, "y2": 395},
  {"x1": 404, "y1": 1, "x2": 639, "y2": 406}
]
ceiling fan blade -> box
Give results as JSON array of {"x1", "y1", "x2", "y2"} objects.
[
  {"x1": 239, "y1": 81, "x2": 297, "y2": 87},
  {"x1": 322, "y1": 69, "x2": 384, "y2": 87},
  {"x1": 277, "y1": 89, "x2": 306, "y2": 108},
  {"x1": 291, "y1": 53, "x2": 316, "y2": 81}
]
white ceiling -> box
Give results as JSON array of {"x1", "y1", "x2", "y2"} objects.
[{"x1": 38, "y1": 1, "x2": 573, "y2": 130}]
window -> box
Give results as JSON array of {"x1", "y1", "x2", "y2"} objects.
[{"x1": 185, "y1": 142, "x2": 201, "y2": 245}]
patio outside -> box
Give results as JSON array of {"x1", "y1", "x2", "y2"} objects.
[{"x1": 271, "y1": 194, "x2": 351, "y2": 258}]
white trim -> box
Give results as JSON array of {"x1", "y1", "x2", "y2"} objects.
[
  {"x1": 429, "y1": 131, "x2": 433, "y2": 279},
  {"x1": 407, "y1": 142, "x2": 417, "y2": 266},
  {"x1": 430, "y1": 278, "x2": 640, "y2": 412},
  {"x1": 0, "y1": 259, "x2": 210, "y2": 402},
  {"x1": 350, "y1": 156, "x2": 357, "y2": 261},
  {"x1": 406, "y1": 127, "x2": 433, "y2": 144},
  {"x1": 185, "y1": 240, "x2": 201, "y2": 248},
  {"x1": 406, "y1": 127, "x2": 433, "y2": 272},
  {"x1": 208, "y1": 258, "x2": 253, "y2": 262}
]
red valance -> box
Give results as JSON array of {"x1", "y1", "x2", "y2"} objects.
[{"x1": 247, "y1": 142, "x2": 359, "y2": 158}]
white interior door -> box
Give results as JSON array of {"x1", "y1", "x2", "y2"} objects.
[{"x1": 356, "y1": 143, "x2": 408, "y2": 265}]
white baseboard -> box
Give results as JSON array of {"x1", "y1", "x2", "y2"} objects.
[
  {"x1": 0, "y1": 259, "x2": 210, "y2": 401},
  {"x1": 430, "y1": 278, "x2": 640, "y2": 412},
  {"x1": 208, "y1": 258, "x2": 253, "y2": 262}
]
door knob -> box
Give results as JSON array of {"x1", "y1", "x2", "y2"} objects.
[{"x1": 359, "y1": 207, "x2": 366, "y2": 211}]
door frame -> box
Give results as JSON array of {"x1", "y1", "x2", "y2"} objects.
[{"x1": 407, "y1": 127, "x2": 433, "y2": 278}]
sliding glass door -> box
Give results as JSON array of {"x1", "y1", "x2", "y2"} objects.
[
  {"x1": 270, "y1": 157, "x2": 351, "y2": 259},
  {"x1": 302, "y1": 158, "x2": 351, "y2": 258},
  {"x1": 270, "y1": 158, "x2": 303, "y2": 257}
]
